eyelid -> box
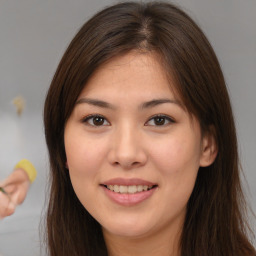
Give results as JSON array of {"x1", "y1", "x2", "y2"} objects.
[
  {"x1": 81, "y1": 114, "x2": 110, "y2": 126},
  {"x1": 145, "y1": 114, "x2": 175, "y2": 126},
  {"x1": 81, "y1": 113, "x2": 174, "y2": 127}
]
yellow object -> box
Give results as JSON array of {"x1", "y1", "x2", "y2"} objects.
[
  {"x1": 12, "y1": 96, "x2": 25, "y2": 116},
  {"x1": 14, "y1": 159, "x2": 37, "y2": 183}
]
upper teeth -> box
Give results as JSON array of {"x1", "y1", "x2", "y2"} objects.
[{"x1": 106, "y1": 185, "x2": 153, "y2": 194}]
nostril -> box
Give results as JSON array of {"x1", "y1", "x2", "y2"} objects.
[
  {"x1": 113, "y1": 161, "x2": 142, "y2": 169},
  {"x1": 113, "y1": 160, "x2": 138, "y2": 166}
]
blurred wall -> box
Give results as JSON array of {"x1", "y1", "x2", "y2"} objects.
[{"x1": 0, "y1": 0, "x2": 255, "y2": 255}]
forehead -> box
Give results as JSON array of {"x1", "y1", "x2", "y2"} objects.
[{"x1": 79, "y1": 51, "x2": 180, "y2": 102}]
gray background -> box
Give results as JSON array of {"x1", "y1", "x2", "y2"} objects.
[{"x1": 0, "y1": 0, "x2": 255, "y2": 255}]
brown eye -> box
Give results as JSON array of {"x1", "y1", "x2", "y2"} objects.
[
  {"x1": 154, "y1": 117, "x2": 165, "y2": 125},
  {"x1": 82, "y1": 115, "x2": 110, "y2": 126},
  {"x1": 145, "y1": 115, "x2": 174, "y2": 126},
  {"x1": 93, "y1": 116, "x2": 105, "y2": 126}
]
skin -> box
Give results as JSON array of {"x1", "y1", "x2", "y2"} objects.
[
  {"x1": 64, "y1": 52, "x2": 217, "y2": 256},
  {"x1": 0, "y1": 168, "x2": 30, "y2": 219}
]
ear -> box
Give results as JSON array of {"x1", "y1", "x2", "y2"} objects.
[
  {"x1": 65, "y1": 161, "x2": 69, "y2": 169},
  {"x1": 199, "y1": 126, "x2": 218, "y2": 167}
]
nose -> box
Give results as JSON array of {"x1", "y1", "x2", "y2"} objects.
[{"x1": 107, "y1": 124, "x2": 147, "y2": 170}]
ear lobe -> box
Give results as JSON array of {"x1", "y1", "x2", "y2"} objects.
[{"x1": 199, "y1": 128, "x2": 218, "y2": 167}]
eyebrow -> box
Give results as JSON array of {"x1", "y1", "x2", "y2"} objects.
[
  {"x1": 76, "y1": 98, "x2": 116, "y2": 109},
  {"x1": 76, "y1": 98, "x2": 182, "y2": 110},
  {"x1": 139, "y1": 98, "x2": 182, "y2": 109}
]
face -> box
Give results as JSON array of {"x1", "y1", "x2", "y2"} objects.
[{"x1": 64, "y1": 52, "x2": 214, "y2": 240}]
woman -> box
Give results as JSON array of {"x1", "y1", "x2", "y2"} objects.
[{"x1": 44, "y1": 1, "x2": 255, "y2": 255}]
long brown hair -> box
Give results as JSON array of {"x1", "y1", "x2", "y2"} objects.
[{"x1": 44, "y1": 1, "x2": 255, "y2": 255}]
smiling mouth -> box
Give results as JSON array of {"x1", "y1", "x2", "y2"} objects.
[{"x1": 102, "y1": 184, "x2": 158, "y2": 194}]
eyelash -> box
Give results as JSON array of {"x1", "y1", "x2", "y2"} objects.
[
  {"x1": 146, "y1": 114, "x2": 175, "y2": 126},
  {"x1": 81, "y1": 114, "x2": 175, "y2": 127},
  {"x1": 82, "y1": 114, "x2": 110, "y2": 126}
]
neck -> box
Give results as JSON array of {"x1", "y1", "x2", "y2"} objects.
[{"x1": 103, "y1": 218, "x2": 183, "y2": 256}]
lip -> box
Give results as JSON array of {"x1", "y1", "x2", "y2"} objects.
[
  {"x1": 100, "y1": 178, "x2": 158, "y2": 206},
  {"x1": 101, "y1": 178, "x2": 156, "y2": 186}
]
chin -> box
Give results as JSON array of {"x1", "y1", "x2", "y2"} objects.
[{"x1": 101, "y1": 217, "x2": 155, "y2": 239}]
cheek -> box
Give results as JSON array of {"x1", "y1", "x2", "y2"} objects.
[
  {"x1": 65, "y1": 137, "x2": 108, "y2": 206},
  {"x1": 148, "y1": 133, "x2": 202, "y2": 191},
  {"x1": 152, "y1": 137, "x2": 200, "y2": 170},
  {"x1": 65, "y1": 136, "x2": 108, "y2": 176},
  {"x1": 149, "y1": 135, "x2": 201, "y2": 214}
]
